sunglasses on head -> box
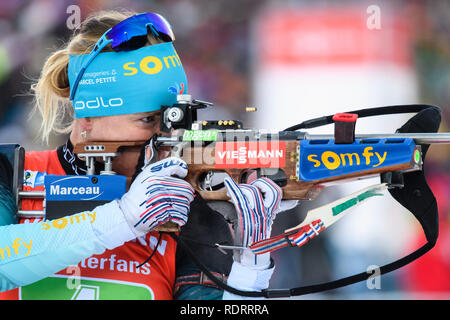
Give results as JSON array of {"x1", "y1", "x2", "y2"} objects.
[{"x1": 70, "y1": 12, "x2": 175, "y2": 100}]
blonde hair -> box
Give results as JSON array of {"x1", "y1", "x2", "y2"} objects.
[{"x1": 31, "y1": 10, "x2": 156, "y2": 143}]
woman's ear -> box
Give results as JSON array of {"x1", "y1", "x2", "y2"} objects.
[
  {"x1": 78, "y1": 117, "x2": 93, "y2": 132},
  {"x1": 70, "y1": 117, "x2": 94, "y2": 145}
]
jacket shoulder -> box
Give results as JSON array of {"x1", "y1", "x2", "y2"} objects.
[{"x1": 25, "y1": 149, "x2": 65, "y2": 174}]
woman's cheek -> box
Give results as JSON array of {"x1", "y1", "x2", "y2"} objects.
[
  {"x1": 112, "y1": 148, "x2": 141, "y2": 177},
  {"x1": 119, "y1": 124, "x2": 156, "y2": 142}
]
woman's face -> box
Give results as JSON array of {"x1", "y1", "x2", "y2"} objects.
[
  {"x1": 88, "y1": 111, "x2": 161, "y2": 142},
  {"x1": 80, "y1": 111, "x2": 162, "y2": 179}
]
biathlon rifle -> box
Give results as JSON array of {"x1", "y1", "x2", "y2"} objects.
[
  {"x1": 11, "y1": 94, "x2": 450, "y2": 297},
  {"x1": 155, "y1": 95, "x2": 449, "y2": 297}
]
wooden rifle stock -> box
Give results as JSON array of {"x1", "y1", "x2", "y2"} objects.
[
  {"x1": 181, "y1": 140, "x2": 420, "y2": 201},
  {"x1": 73, "y1": 138, "x2": 421, "y2": 202}
]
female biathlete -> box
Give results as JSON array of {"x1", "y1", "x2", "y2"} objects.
[{"x1": 0, "y1": 10, "x2": 295, "y2": 300}]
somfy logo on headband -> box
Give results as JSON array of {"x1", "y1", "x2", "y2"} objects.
[
  {"x1": 74, "y1": 97, "x2": 124, "y2": 110},
  {"x1": 122, "y1": 52, "x2": 181, "y2": 76}
]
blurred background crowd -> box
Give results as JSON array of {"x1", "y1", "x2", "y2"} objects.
[{"x1": 0, "y1": 0, "x2": 448, "y2": 299}]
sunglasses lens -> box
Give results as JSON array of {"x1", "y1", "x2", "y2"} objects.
[
  {"x1": 147, "y1": 13, "x2": 175, "y2": 41},
  {"x1": 107, "y1": 12, "x2": 175, "y2": 50}
]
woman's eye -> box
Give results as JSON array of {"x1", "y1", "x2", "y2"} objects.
[{"x1": 141, "y1": 116, "x2": 154, "y2": 123}]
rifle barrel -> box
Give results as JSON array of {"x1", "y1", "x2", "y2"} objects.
[
  {"x1": 156, "y1": 132, "x2": 450, "y2": 145},
  {"x1": 307, "y1": 133, "x2": 450, "y2": 144}
]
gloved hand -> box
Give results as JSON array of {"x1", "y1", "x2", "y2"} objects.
[
  {"x1": 118, "y1": 156, "x2": 195, "y2": 237},
  {"x1": 222, "y1": 177, "x2": 297, "y2": 299},
  {"x1": 224, "y1": 177, "x2": 298, "y2": 266}
]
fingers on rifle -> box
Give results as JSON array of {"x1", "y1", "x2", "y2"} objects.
[
  {"x1": 240, "y1": 184, "x2": 269, "y2": 242},
  {"x1": 240, "y1": 184, "x2": 264, "y2": 214},
  {"x1": 138, "y1": 193, "x2": 191, "y2": 229},
  {"x1": 136, "y1": 203, "x2": 172, "y2": 229},
  {"x1": 168, "y1": 208, "x2": 189, "y2": 227},
  {"x1": 142, "y1": 156, "x2": 189, "y2": 179},
  {"x1": 224, "y1": 177, "x2": 244, "y2": 206},
  {"x1": 224, "y1": 179, "x2": 257, "y2": 215},
  {"x1": 251, "y1": 177, "x2": 282, "y2": 214},
  {"x1": 146, "y1": 177, "x2": 195, "y2": 202},
  {"x1": 159, "y1": 176, "x2": 195, "y2": 200},
  {"x1": 224, "y1": 177, "x2": 252, "y2": 243}
]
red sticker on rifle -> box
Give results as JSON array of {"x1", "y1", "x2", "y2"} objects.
[{"x1": 215, "y1": 141, "x2": 286, "y2": 168}]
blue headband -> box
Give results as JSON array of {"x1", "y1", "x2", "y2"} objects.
[{"x1": 68, "y1": 42, "x2": 188, "y2": 118}]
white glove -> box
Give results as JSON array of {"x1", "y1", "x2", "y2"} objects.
[
  {"x1": 223, "y1": 177, "x2": 298, "y2": 299},
  {"x1": 118, "y1": 157, "x2": 195, "y2": 237},
  {"x1": 224, "y1": 177, "x2": 299, "y2": 267},
  {"x1": 224, "y1": 177, "x2": 297, "y2": 247}
]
